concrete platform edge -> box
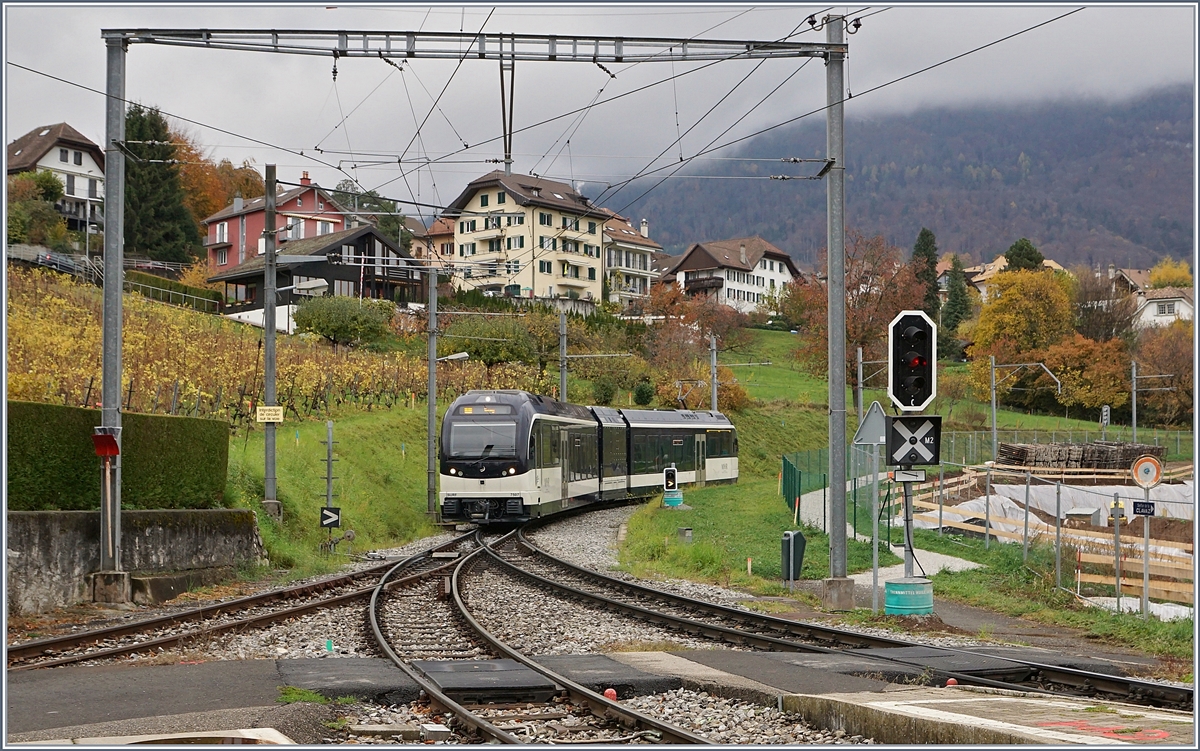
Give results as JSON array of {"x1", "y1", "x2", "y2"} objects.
[{"x1": 781, "y1": 690, "x2": 1033, "y2": 745}]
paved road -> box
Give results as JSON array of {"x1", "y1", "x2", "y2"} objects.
[{"x1": 7, "y1": 661, "x2": 283, "y2": 734}]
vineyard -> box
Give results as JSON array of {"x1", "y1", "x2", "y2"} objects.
[{"x1": 6, "y1": 268, "x2": 555, "y2": 423}]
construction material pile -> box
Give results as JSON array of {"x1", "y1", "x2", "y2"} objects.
[{"x1": 996, "y1": 441, "x2": 1166, "y2": 469}]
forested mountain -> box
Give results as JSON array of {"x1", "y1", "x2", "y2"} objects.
[{"x1": 611, "y1": 86, "x2": 1192, "y2": 269}]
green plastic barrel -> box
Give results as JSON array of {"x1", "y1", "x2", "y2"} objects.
[
  {"x1": 663, "y1": 489, "x2": 684, "y2": 507},
  {"x1": 884, "y1": 577, "x2": 933, "y2": 615}
]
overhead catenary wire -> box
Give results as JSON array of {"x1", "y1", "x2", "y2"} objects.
[{"x1": 605, "y1": 6, "x2": 1086, "y2": 212}]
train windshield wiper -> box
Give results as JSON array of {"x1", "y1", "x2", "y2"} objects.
[{"x1": 478, "y1": 444, "x2": 494, "y2": 461}]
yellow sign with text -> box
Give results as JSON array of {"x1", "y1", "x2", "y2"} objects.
[{"x1": 256, "y1": 406, "x2": 284, "y2": 423}]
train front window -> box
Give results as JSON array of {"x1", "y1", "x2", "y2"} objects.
[{"x1": 448, "y1": 422, "x2": 517, "y2": 458}]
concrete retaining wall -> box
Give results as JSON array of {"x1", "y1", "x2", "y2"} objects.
[{"x1": 6, "y1": 509, "x2": 267, "y2": 615}]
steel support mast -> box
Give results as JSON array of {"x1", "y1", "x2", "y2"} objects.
[
  {"x1": 96, "y1": 33, "x2": 128, "y2": 602},
  {"x1": 823, "y1": 15, "x2": 852, "y2": 610}
]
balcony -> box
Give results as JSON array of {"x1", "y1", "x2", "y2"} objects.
[{"x1": 684, "y1": 276, "x2": 724, "y2": 292}]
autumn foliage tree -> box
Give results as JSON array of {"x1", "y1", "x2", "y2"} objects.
[
  {"x1": 1135, "y1": 319, "x2": 1193, "y2": 425},
  {"x1": 171, "y1": 125, "x2": 264, "y2": 237},
  {"x1": 1147, "y1": 256, "x2": 1192, "y2": 289},
  {"x1": 966, "y1": 269, "x2": 1074, "y2": 400},
  {"x1": 780, "y1": 230, "x2": 922, "y2": 414}
]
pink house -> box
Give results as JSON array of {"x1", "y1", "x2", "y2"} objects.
[{"x1": 204, "y1": 171, "x2": 350, "y2": 271}]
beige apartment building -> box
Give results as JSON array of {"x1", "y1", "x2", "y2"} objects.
[{"x1": 444, "y1": 171, "x2": 607, "y2": 301}]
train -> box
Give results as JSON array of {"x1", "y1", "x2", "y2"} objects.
[{"x1": 438, "y1": 389, "x2": 738, "y2": 523}]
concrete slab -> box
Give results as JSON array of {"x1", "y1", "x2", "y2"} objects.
[
  {"x1": 606, "y1": 651, "x2": 782, "y2": 705},
  {"x1": 783, "y1": 686, "x2": 1194, "y2": 745},
  {"x1": 856, "y1": 646, "x2": 1031, "y2": 679},
  {"x1": 276, "y1": 657, "x2": 419, "y2": 703},
  {"x1": 534, "y1": 654, "x2": 682, "y2": 698},
  {"x1": 757, "y1": 651, "x2": 928, "y2": 684},
  {"x1": 964, "y1": 646, "x2": 1131, "y2": 676},
  {"x1": 411, "y1": 659, "x2": 558, "y2": 703},
  {"x1": 677, "y1": 650, "x2": 893, "y2": 695},
  {"x1": 5, "y1": 660, "x2": 283, "y2": 734}
]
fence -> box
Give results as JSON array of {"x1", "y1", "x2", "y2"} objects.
[
  {"x1": 781, "y1": 444, "x2": 1196, "y2": 608},
  {"x1": 941, "y1": 429, "x2": 1193, "y2": 464}
]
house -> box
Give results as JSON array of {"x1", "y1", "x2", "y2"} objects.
[
  {"x1": 600, "y1": 211, "x2": 661, "y2": 306},
  {"x1": 1133, "y1": 287, "x2": 1193, "y2": 329},
  {"x1": 964, "y1": 254, "x2": 1065, "y2": 302},
  {"x1": 442, "y1": 171, "x2": 606, "y2": 301},
  {"x1": 422, "y1": 216, "x2": 456, "y2": 271},
  {"x1": 664, "y1": 236, "x2": 799, "y2": 313},
  {"x1": 203, "y1": 171, "x2": 350, "y2": 271},
  {"x1": 403, "y1": 217, "x2": 432, "y2": 259},
  {"x1": 1106, "y1": 265, "x2": 1151, "y2": 296},
  {"x1": 6, "y1": 123, "x2": 104, "y2": 236},
  {"x1": 207, "y1": 224, "x2": 422, "y2": 311}
]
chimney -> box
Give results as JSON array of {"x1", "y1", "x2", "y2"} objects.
[
  {"x1": 1107, "y1": 263, "x2": 1115, "y2": 280},
  {"x1": 640, "y1": 219, "x2": 649, "y2": 238},
  {"x1": 233, "y1": 193, "x2": 243, "y2": 213},
  {"x1": 300, "y1": 171, "x2": 311, "y2": 186},
  {"x1": 739, "y1": 243, "x2": 747, "y2": 265}
]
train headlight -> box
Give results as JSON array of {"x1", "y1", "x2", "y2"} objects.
[
  {"x1": 448, "y1": 467, "x2": 457, "y2": 475},
  {"x1": 508, "y1": 467, "x2": 517, "y2": 475}
]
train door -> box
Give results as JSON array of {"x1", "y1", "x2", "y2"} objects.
[
  {"x1": 531, "y1": 427, "x2": 541, "y2": 490},
  {"x1": 560, "y1": 428, "x2": 571, "y2": 504},
  {"x1": 695, "y1": 433, "x2": 707, "y2": 488}
]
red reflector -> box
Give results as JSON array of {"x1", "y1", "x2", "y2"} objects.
[{"x1": 92, "y1": 434, "x2": 120, "y2": 457}]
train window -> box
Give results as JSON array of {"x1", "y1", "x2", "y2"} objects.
[{"x1": 448, "y1": 422, "x2": 516, "y2": 458}]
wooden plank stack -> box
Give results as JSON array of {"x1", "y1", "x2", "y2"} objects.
[{"x1": 996, "y1": 441, "x2": 1166, "y2": 469}]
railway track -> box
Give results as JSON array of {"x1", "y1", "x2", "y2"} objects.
[
  {"x1": 369, "y1": 529, "x2": 714, "y2": 744},
  {"x1": 499, "y1": 529, "x2": 1192, "y2": 711},
  {"x1": 6, "y1": 532, "x2": 477, "y2": 671}
]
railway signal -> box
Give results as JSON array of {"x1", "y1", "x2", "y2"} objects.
[
  {"x1": 663, "y1": 466, "x2": 678, "y2": 491},
  {"x1": 886, "y1": 415, "x2": 942, "y2": 467},
  {"x1": 888, "y1": 311, "x2": 936, "y2": 412}
]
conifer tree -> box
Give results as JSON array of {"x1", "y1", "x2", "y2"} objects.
[
  {"x1": 911, "y1": 227, "x2": 941, "y2": 319},
  {"x1": 941, "y1": 255, "x2": 970, "y2": 333},
  {"x1": 1004, "y1": 237, "x2": 1044, "y2": 271},
  {"x1": 124, "y1": 104, "x2": 200, "y2": 262}
]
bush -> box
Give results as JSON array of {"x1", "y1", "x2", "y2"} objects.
[
  {"x1": 125, "y1": 270, "x2": 223, "y2": 311},
  {"x1": 634, "y1": 380, "x2": 655, "y2": 406},
  {"x1": 294, "y1": 296, "x2": 395, "y2": 348},
  {"x1": 592, "y1": 375, "x2": 617, "y2": 405},
  {"x1": 6, "y1": 400, "x2": 229, "y2": 510}
]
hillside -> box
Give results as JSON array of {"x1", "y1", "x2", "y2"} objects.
[{"x1": 615, "y1": 86, "x2": 1193, "y2": 269}]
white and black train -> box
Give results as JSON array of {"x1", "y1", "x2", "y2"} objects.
[{"x1": 439, "y1": 390, "x2": 738, "y2": 523}]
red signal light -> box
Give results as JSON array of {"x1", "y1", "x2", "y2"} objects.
[{"x1": 904, "y1": 352, "x2": 928, "y2": 368}]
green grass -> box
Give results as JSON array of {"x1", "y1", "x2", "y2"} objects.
[
  {"x1": 277, "y1": 686, "x2": 332, "y2": 704},
  {"x1": 227, "y1": 405, "x2": 443, "y2": 577},
  {"x1": 912, "y1": 530, "x2": 1193, "y2": 660},
  {"x1": 618, "y1": 476, "x2": 901, "y2": 592}
]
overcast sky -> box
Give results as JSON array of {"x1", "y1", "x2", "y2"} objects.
[{"x1": 4, "y1": 2, "x2": 1196, "y2": 217}]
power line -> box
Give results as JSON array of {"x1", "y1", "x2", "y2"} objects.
[{"x1": 609, "y1": 6, "x2": 1086, "y2": 212}]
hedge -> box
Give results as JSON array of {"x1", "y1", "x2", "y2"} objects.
[
  {"x1": 125, "y1": 270, "x2": 223, "y2": 311},
  {"x1": 6, "y1": 400, "x2": 230, "y2": 511}
]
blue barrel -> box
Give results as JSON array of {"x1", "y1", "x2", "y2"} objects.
[
  {"x1": 663, "y1": 490, "x2": 684, "y2": 507},
  {"x1": 884, "y1": 577, "x2": 933, "y2": 615}
]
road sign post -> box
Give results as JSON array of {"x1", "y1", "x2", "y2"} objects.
[
  {"x1": 853, "y1": 401, "x2": 888, "y2": 613},
  {"x1": 1131, "y1": 455, "x2": 1163, "y2": 619}
]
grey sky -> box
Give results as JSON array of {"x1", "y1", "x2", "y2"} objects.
[{"x1": 4, "y1": 3, "x2": 1195, "y2": 217}]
